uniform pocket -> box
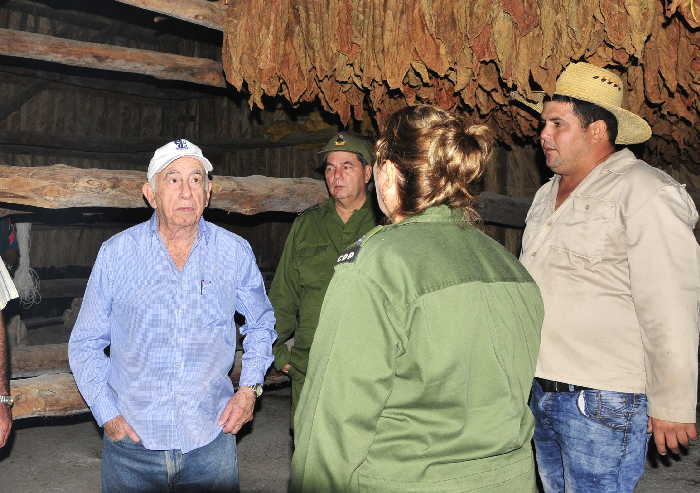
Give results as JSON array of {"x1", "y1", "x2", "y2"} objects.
[{"x1": 298, "y1": 244, "x2": 335, "y2": 290}]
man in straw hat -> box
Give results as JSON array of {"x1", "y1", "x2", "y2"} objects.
[
  {"x1": 69, "y1": 139, "x2": 276, "y2": 492},
  {"x1": 516, "y1": 62, "x2": 698, "y2": 492}
]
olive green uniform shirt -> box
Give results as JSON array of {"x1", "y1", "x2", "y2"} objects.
[
  {"x1": 269, "y1": 197, "x2": 379, "y2": 412},
  {"x1": 291, "y1": 206, "x2": 543, "y2": 493}
]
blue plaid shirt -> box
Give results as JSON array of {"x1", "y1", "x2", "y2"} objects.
[{"x1": 69, "y1": 214, "x2": 276, "y2": 452}]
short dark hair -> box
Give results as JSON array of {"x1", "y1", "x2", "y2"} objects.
[{"x1": 548, "y1": 94, "x2": 618, "y2": 144}]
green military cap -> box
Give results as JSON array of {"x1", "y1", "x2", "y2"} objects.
[{"x1": 318, "y1": 132, "x2": 374, "y2": 166}]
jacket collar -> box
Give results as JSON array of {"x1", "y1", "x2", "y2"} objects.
[{"x1": 396, "y1": 205, "x2": 463, "y2": 225}]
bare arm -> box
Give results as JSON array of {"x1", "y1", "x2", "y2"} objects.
[{"x1": 0, "y1": 311, "x2": 12, "y2": 447}]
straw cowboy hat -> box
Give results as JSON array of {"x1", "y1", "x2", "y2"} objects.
[{"x1": 514, "y1": 62, "x2": 652, "y2": 145}]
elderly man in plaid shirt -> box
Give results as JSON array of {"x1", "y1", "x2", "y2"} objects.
[{"x1": 69, "y1": 139, "x2": 276, "y2": 493}]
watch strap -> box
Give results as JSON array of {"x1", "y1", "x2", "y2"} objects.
[{"x1": 240, "y1": 384, "x2": 263, "y2": 398}]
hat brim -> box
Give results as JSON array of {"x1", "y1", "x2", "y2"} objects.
[{"x1": 511, "y1": 91, "x2": 651, "y2": 145}]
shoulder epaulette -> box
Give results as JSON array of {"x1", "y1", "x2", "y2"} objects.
[
  {"x1": 298, "y1": 203, "x2": 321, "y2": 216},
  {"x1": 336, "y1": 225, "x2": 384, "y2": 265}
]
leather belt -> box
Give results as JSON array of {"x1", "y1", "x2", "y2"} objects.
[{"x1": 535, "y1": 377, "x2": 592, "y2": 393}]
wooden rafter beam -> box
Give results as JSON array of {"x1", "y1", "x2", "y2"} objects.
[
  {"x1": 11, "y1": 373, "x2": 88, "y2": 419},
  {"x1": 114, "y1": 0, "x2": 225, "y2": 31},
  {"x1": 3, "y1": 0, "x2": 175, "y2": 44},
  {"x1": 9, "y1": 368, "x2": 288, "y2": 419},
  {"x1": 10, "y1": 343, "x2": 70, "y2": 379},
  {"x1": 0, "y1": 164, "x2": 328, "y2": 215},
  {"x1": 474, "y1": 192, "x2": 530, "y2": 229},
  {"x1": 0, "y1": 28, "x2": 225, "y2": 88},
  {"x1": 0, "y1": 162, "x2": 540, "y2": 225}
]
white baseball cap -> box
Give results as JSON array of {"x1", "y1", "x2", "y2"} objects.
[{"x1": 147, "y1": 139, "x2": 213, "y2": 181}]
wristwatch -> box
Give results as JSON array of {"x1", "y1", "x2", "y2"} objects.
[
  {"x1": 0, "y1": 395, "x2": 13, "y2": 407},
  {"x1": 240, "y1": 384, "x2": 263, "y2": 398}
]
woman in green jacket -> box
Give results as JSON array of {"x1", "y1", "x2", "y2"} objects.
[{"x1": 291, "y1": 105, "x2": 543, "y2": 493}]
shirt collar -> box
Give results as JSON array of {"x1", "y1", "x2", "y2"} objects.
[
  {"x1": 598, "y1": 148, "x2": 636, "y2": 175},
  {"x1": 325, "y1": 196, "x2": 372, "y2": 218},
  {"x1": 148, "y1": 212, "x2": 211, "y2": 244}
]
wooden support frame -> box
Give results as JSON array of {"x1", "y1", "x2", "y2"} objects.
[
  {"x1": 114, "y1": 0, "x2": 225, "y2": 31},
  {"x1": 11, "y1": 344, "x2": 69, "y2": 379},
  {"x1": 0, "y1": 28, "x2": 226, "y2": 88},
  {"x1": 11, "y1": 373, "x2": 88, "y2": 419},
  {"x1": 0, "y1": 164, "x2": 328, "y2": 215},
  {"x1": 0, "y1": 162, "x2": 536, "y2": 224}
]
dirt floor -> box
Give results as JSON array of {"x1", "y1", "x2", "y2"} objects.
[{"x1": 1, "y1": 386, "x2": 698, "y2": 492}]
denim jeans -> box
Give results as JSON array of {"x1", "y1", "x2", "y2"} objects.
[
  {"x1": 102, "y1": 431, "x2": 239, "y2": 493},
  {"x1": 530, "y1": 379, "x2": 650, "y2": 493}
]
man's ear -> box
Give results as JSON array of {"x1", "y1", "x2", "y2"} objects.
[
  {"x1": 363, "y1": 164, "x2": 373, "y2": 184},
  {"x1": 143, "y1": 182, "x2": 157, "y2": 209},
  {"x1": 205, "y1": 180, "x2": 212, "y2": 206},
  {"x1": 589, "y1": 120, "x2": 609, "y2": 144}
]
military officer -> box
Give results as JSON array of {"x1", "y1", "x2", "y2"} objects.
[{"x1": 269, "y1": 132, "x2": 381, "y2": 424}]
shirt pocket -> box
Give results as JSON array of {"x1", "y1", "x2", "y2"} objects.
[
  {"x1": 297, "y1": 244, "x2": 335, "y2": 291},
  {"x1": 191, "y1": 279, "x2": 231, "y2": 344},
  {"x1": 554, "y1": 197, "x2": 615, "y2": 260}
]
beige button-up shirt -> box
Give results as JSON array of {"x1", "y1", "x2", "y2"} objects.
[{"x1": 521, "y1": 149, "x2": 699, "y2": 423}]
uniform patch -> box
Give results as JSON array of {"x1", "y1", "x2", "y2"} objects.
[{"x1": 336, "y1": 243, "x2": 360, "y2": 264}]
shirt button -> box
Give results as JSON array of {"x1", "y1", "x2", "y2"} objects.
[{"x1": 531, "y1": 251, "x2": 537, "y2": 257}]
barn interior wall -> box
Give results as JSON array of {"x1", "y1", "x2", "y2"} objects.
[
  {"x1": 0, "y1": 1, "x2": 558, "y2": 283},
  {"x1": 0, "y1": 3, "x2": 337, "y2": 275}
]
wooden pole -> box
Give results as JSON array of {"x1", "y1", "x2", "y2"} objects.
[
  {"x1": 114, "y1": 0, "x2": 225, "y2": 31},
  {"x1": 9, "y1": 370, "x2": 287, "y2": 419},
  {"x1": 0, "y1": 28, "x2": 226, "y2": 88},
  {"x1": 10, "y1": 344, "x2": 69, "y2": 379},
  {"x1": 0, "y1": 164, "x2": 328, "y2": 215},
  {"x1": 10, "y1": 373, "x2": 88, "y2": 419}
]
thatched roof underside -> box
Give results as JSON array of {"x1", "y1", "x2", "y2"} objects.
[{"x1": 222, "y1": 0, "x2": 699, "y2": 174}]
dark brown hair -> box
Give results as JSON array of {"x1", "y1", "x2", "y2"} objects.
[{"x1": 375, "y1": 105, "x2": 493, "y2": 222}]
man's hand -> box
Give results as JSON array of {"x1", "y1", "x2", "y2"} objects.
[
  {"x1": 103, "y1": 415, "x2": 140, "y2": 443},
  {"x1": 218, "y1": 389, "x2": 256, "y2": 434},
  {"x1": 281, "y1": 363, "x2": 291, "y2": 374},
  {"x1": 0, "y1": 404, "x2": 11, "y2": 447},
  {"x1": 647, "y1": 417, "x2": 698, "y2": 455}
]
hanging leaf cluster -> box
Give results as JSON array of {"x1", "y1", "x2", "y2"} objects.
[{"x1": 222, "y1": 0, "x2": 699, "y2": 170}]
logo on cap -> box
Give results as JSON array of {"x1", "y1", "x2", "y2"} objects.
[
  {"x1": 174, "y1": 139, "x2": 188, "y2": 150},
  {"x1": 334, "y1": 133, "x2": 346, "y2": 147}
]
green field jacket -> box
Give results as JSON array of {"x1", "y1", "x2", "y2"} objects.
[
  {"x1": 291, "y1": 205, "x2": 543, "y2": 493},
  {"x1": 269, "y1": 198, "x2": 379, "y2": 378}
]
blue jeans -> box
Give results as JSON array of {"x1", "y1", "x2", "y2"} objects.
[
  {"x1": 530, "y1": 380, "x2": 650, "y2": 493},
  {"x1": 102, "y1": 431, "x2": 239, "y2": 493}
]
